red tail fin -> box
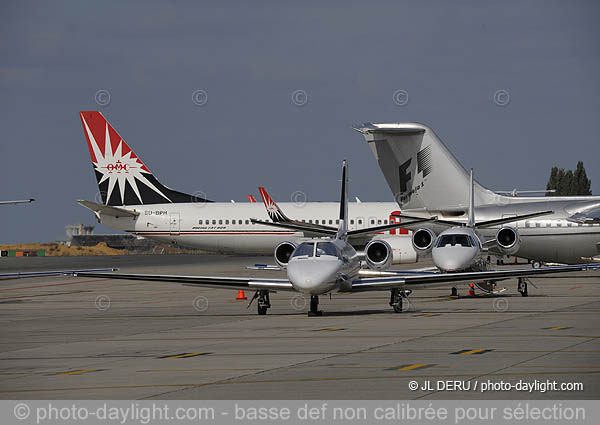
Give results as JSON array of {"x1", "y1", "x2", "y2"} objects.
[
  {"x1": 79, "y1": 111, "x2": 210, "y2": 206},
  {"x1": 258, "y1": 187, "x2": 290, "y2": 222},
  {"x1": 247, "y1": 194, "x2": 257, "y2": 202}
]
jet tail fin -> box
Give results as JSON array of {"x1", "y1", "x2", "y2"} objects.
[
  {"x1": 79, "y1": 111, "x2": 212, "y2": 206},
  {"x1": 258, "y1": 187, "x2": 292, "y2": 222},
  {"x1": 354, "y1": 123, "x2": 505, "y2": 210}
]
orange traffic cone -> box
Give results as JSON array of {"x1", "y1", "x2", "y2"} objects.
[
  {"x1": 236, "y1": 290, "x2": 247, "y2": 300},
  {"x1": 467, "y1": 283, "x2": 475, "y2": 297}
]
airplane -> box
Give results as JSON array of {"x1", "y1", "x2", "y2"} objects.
[
  {"x1": 72, "y1": 160, "x2": 599, "y2": 316},
  {"x1": 0, "y1": 199, "x2": 35, "y2": 206},
  {"x1": 77, "y1": 111, "x2": 417, "y2": 267},
  {"x1": 252, "y1": 186, "x2": 416, "y2": 269},
  {"x1": 354, "y1": 123, "x2": 600, "y2": 265}
]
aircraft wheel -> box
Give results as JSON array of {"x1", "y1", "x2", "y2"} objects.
[
  {"x1": 518, "y1": 279, "x2": 528, "y2": 297},
  {"x1": 393, "y1": 301, "x2": 403, "y2": 313},
  {"x1": 450, "y1": 287, "x2": 458, "y2": 297},
  {"x1": 532, "y1": 261, "x2": 541, "y2": 269}
]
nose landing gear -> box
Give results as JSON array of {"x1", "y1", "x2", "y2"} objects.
[{"x1": 308, "y1": 295, "x2": 322, "y2": 316}]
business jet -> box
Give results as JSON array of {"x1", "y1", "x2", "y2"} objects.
[
  {"x1": 77, "y1": 111, "x2": 416, "y2": 264},
  {"x1": 355, "y1": 123, "x2": 600, "y2": 264},
  {"x1": 73, "y1": 161, "x2": 598, "y2": 316}
]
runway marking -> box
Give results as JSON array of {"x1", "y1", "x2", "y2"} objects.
[
  {"x1": 0, "y1": 278, "x2": 109, "y2": 292},
  {"x1": 313, "y1": 328, "x2": 346, "y2": 332},
  {"x1": 3, "y1": 370, "x2": 599, "y2": 394},
  {"x1": 414, "y1": 313, "x2": 440, "y2": 317},
  {"x1": 569, "y1": 286, "x2": 584, "y2": 290},
  {"x1": 56, "y1": 369, "x2": 99, "y2": 376},
  {"x1": 159, "y1": 352, "x2": 210, "y2": 359},
  {"x1": 544, "y1": 326, "x2": 571, "y2": 330},
  {"x1": 387, "y1": 364, "x2": 436, "y2": 371},
  {"x1": 451, "y1": 349, "x2": 494, "y2": 355}
]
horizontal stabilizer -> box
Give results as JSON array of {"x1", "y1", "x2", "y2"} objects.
[{"x1": 77, "y1": 200, "x2": 140, "y2": 217}]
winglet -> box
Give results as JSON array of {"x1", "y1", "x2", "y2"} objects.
[
  {"x1": 336, "y1": 160, "x2": 349, "y2": 240},
  {"x1": 468, "y1": 168, "x2": 475, "y2": 228},
  {"x1": 258, "y1": 187, "x2": 291, "y2": 222}
]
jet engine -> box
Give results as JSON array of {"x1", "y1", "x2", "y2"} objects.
[
  {"x1": 495, "y1": 226, "x2": 521, "y2": 255},
  {"x1": 365, "y1": 237, "x2": 418, "y2": 270},
  {"x1": 412, "y1": 228, "x2": 436, "y2": 254},
  {"x1": 273, "y1": 241, "x2": 297, "y2": 269}
]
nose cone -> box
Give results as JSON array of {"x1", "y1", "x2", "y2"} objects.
[
  {"x1": 432, "y1": 247, "x2": 478, "y2": 272},
  {"x1": 287, "y1": 257, "x2": 341, "y2": 295}
]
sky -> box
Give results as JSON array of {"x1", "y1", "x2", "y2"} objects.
[{"x1": 1, "y1": 0, "x2": 599, "y2": 243}]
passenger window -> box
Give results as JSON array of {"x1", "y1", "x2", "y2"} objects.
[
  {"x1": 535, "y1": 222, "x2": 540, "y2": 228},
  {"x1": 329, "y1": 220, "x2": 333, "y2": 225},
  {"x1": 384, "y1": 219, "x2": 388, "y2": 225},
  {"x1": 212, "y1": 220, "x2": 216, "y2": 225},
  {"x1": 309, "y1": 219, "x2": 313, "y2": 223},
  {"x1": 219, "y1": 220, "x2": 223, "y2": 225},
  {"x1": 245, "y1": 220, "x2": 250, "y2": 225},
  {"x1": 350, "y1": 219, "x2": 355, "y2": 225},
  {"x1": 199, "y1": 220, "x2": 203, "y2": 224},
  {"x1": 377, "y1": 219, "x2": 382, "y2": 224},
  {"x1": 336, "y1": 219, "x2": 340, "y2": 224},
  {"x1": 225, "y1": 220, "x2": 229, "y2": 225},
  {"x1": 358, "y1": 219, "x2": 363, "y2": 225},
  {"x1": 370, "y1": 219, "x2": 375, "y2": 225}
]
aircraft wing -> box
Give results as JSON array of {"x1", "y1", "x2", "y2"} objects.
[
  {"x1": 350, "y1": 264, "x2": 599, "y2": 292},
  {"x1": 0, "y1": 268, "x2": 117, "y2": 279},
  {"x1": 70, "y1": 271, "x2": 295, "y2": 291},
  {"x1": 77, "y1": 200, "x2": 140, "y2": 217},
  {"x1": 0, "y1": 199, "x2": 35, "y2": 205}
]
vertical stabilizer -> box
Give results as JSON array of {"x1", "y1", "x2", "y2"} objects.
[
  {"x1": 355, "y1": 123, "x2": 505, "y2": 210},
  {"x1": 468, "y1": 168, "x2": 475, "y2": 227}
]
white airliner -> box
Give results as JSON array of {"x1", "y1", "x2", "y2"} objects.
[
  {"x1": 77, "y1": 111, "x2": 417, "y2": 266},
  {"x1": 74, "y1": 161, "x2": 598, "y2": 316}
]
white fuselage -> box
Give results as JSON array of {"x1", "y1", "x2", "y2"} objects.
[
  {"x1": 100, "y1": 202, "x2": 406, "y2": 254},
  {"x1": 431, "y1": 227, "x2": 483, "y2": 272}
]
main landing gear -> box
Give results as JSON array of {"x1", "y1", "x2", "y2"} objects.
[
  {"x1": 257, "y1": 290, "x2": 271, "y2": 315},
  {"x1": 518, "y1": 278, "x2": 528, "y2": 297},
  {"x1": 308, "y1": 295, "x2": 322, "y2": 316},
  {"x1": 390, "y1": 288, "x2": 403, "y2": 313}
]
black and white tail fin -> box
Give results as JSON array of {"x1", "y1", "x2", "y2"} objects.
[
  {"x1": 79, "y1": 111, "x2": 211, "y2": 206},
  {"x1": 336, "y1": 160, "x2": 349, "y2": 240},
  {"x1": 258, "y1": 187, "x2": 291, "y2": 222},
  {"x1": 354, "y1": 123, "x2": 504, "y2": 210}
]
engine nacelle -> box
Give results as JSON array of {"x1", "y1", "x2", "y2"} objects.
[
  {"x1": 412, "y1": 228, "x2": 436, "y2": 254},
  {"x1": 496, "y1": 226, "x2": 521, "y2": 255},
  {"x1": 365, "y1": 237, "x2": 418, "y2": 270},
  {"x1": 274, "y1": 241, "x2": 297, "y2": 269}
]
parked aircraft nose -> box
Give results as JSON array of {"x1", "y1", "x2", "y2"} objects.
[
  {"x1": 432, "y1": 247, "x2": 478, "y2": 272},
  {"x1": 287, "y1": 258, "x2": 341, "y2": 295}
]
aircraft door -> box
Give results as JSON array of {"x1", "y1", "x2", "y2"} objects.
[
  {"x1": 389, "y1": 210, "x2": 409, "y2": 235},
  {"x1": 169, "y1": 213, "x2": 180, "y2": 235}
]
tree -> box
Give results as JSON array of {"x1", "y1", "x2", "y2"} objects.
[
  {"x1": 573, "y1": 161, "x2": 592, "y2": 195},
  {"x1": 546, "y1": 162, "x2": 592, "y2": 195}
]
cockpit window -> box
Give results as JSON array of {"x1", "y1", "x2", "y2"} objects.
[
  {"x1": 315, "y1": 242, "x2": 340, "y2": 258},
  {"x1": 291, "y1": 243, "x2": 314, "y2": 258},
  {"x1": 436, "y1": 234, "x2": 472, "y2": 247}
]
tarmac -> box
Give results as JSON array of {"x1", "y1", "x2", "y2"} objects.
[{"x1": 1, "y1": 254, "x2": 599, "y2": 399}]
